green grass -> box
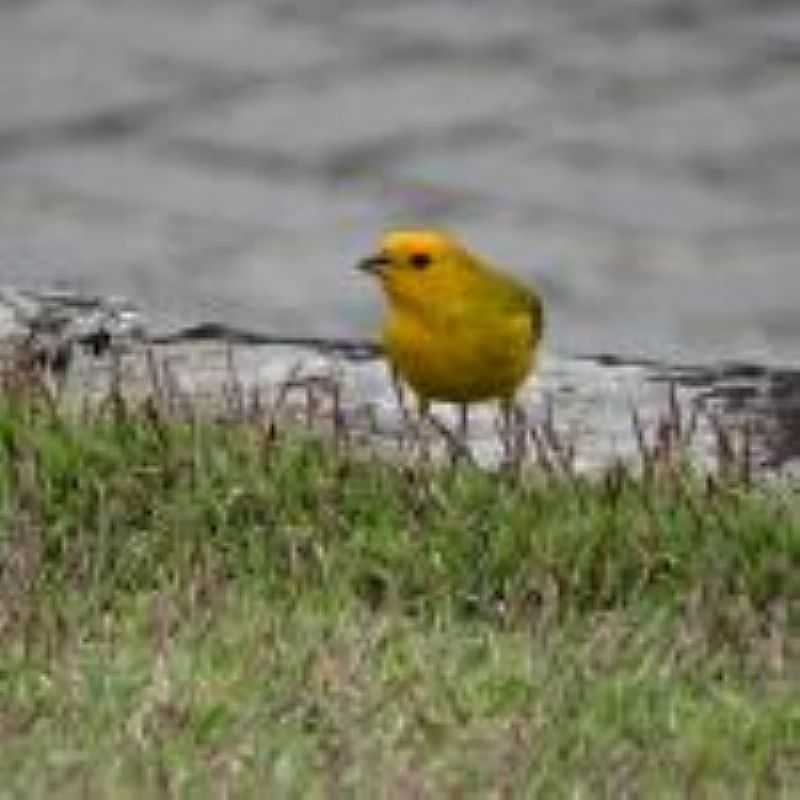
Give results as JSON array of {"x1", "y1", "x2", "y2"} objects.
[{"x1": 0, "y1": 387, "x2": 798, "y2": 798}]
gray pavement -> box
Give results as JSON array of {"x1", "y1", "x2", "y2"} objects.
[{"x1": 1, "y1": 0, "x2": 799, "y2": 364}]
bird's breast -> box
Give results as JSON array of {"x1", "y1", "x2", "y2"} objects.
[{"x1": 383, "y1": 309, "x2": 536, "y2": 403}]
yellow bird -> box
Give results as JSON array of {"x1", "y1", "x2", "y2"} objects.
[{"x1": 357, "y1": 229, "x2": 543, "y2": 435}]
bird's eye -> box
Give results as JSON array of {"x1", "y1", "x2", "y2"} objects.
[{"x1": 409, "y1": 252, "x2": 432, "y2": 269}]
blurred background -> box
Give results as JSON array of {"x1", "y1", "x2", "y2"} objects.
[{"x1": 0, "y1": 0, "x2": 798, "y2": 363}]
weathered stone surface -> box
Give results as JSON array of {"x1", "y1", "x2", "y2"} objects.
[
  {"x1": 0, "y1": 31, "x2": 185, "y2": 140},
  {"x1": 0, "y1": 145, "x2": 378, "y2": 228},
  {"x1": 162, "y1": 65, "x2": 540, "y2": 170},
  {"x1": 383, "y1": 144, "x2": 774, "y2": 234},
  {"x1": 34, "y1": 0, "x2": 346, "y2": 77}
]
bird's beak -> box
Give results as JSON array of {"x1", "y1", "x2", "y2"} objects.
[{"x1": 356, "y1": 253, "x2": 390, "y2": 276}]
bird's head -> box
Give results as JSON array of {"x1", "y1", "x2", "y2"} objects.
[{"x1": 357, "y1": 229, "x2": 474, "y2": 310}]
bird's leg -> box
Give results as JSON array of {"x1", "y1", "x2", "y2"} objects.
[
  {"x1": 500, "y1": 397, "x2": 515, "y2": 465},
  {"x1": 416, "y1": 396, "x2": 432, "y2": 440},
  {"x1": 449, "y1": 402, "x2": 471, "y2": 466},
  {"x1": 417, "y1": 396, "x2": 430, "y2": 421},
  {"x1": 458, "y1": 402, "x2": 469, "y2": 441},
  {"x1": 416, "y1": 396, "x2": 432, "y2": 461}
]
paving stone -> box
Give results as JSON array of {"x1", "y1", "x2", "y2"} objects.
[
  {"x1": 0, "y1": 150, "x2": 389, "y2": 334},
  {"x1": 382, "y1": 142, "x2": 786, "y2": 236},
  {"x1": 725, "y1": 7, "x2": 800, "y2": 60},
  {"x1": 343, "y1": 1, "x2": 564, "y2": 51},
  {"x1": 0, "y1": 144, "x2": 381, "y2": 230},
  {"x1": 29, "y1": 0, "x2": 347, "y2": 78},
  {"x1": 0, "y1": 184, "x2": 235, "y2": 328},
  {"x1": 540, "y1": 27, "x2": 736, "y2": 94},
  {"x1": 162, "y1": 64, "x2": 539, "y2": 168},
  {"x1": 548, "y1": 77, "x2": 800, "y2": 191},
  {"x1": 0, "y1": 20, "x2": 186, "y2": 137}
]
